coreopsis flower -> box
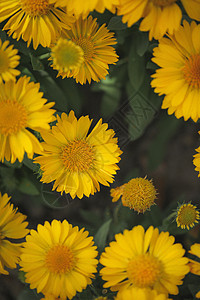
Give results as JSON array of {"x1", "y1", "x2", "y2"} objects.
[
  {"x1": 189, "y1": 244, "x2": 200, "y2": 299},
  {"x1": 0, "y1": 38, "x2": 20, "y2": 83},
  {"x1": 117, "y1": 0, "x2": 200, "y2": 40},
  {"x1": 0, "y1": 76, "x2": 55, "y2": 163},
  {"x1": 176, "y1": 203, "x2": 200, "y2": 230},
  {"x1": 34, "y1": 111, "x2": 122, "y2": 199},
  {"x1": 0, "y1": 193, "x2": 29, "y2": 275},
  {"x1": 100, "y1": 225, "x2": 189, "y2": 295},
  {"x1": 110, "y1": 177, "x2": 157, "y2": 213},
  {"x1": 193, "y1": 139, "x2": 200, "y2": 176},
  {"x1": 51, "y1": 16, "x2": 118, "y2": 84},
  {"x1": 20, "y1": 219, "x2": 98, "y2": 299},
  {"x1": 151, "y1": 21, "x2": 200, "y2": 122},
  {"x1": 0, "y1": 0, "x2": 75, "y2": 49},
  {"x1": 116, "y1": 287, "x2": 171, "y2": 300}
]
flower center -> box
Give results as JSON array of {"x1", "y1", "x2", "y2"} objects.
[
  {"x1": 0, "y1": 50, "x2": 9, "y2": 73},
  {"x1": 45, "y1": 244, "x2": 75, "y2": 274},
  {"x1": 127, "y1": 254, "x2": 163, "y2": 288},
  {"x1": 20, "y1": 0, "x2": 50, "y2": 16},
  {"x1": 122, "y1": 178, "x2": 156, "y2": 213},
  {"x1": 152, "y1": 0, "x2": 177, "y2": 6},
  {"x1": 183, "y1": 54, "x2": 200, "y2": 89},
  {"x1": 61, "y1": 139, "x2": 94, "y2": 172},
  {"x1": 0, "y1": 100, "x2": 27, "y2": 135},
  {"x1": 177, "y1": 204, "x2": 199, "y2": 228},
  {"x1": 74, "y1": 38, "x2": 94, "y2": 63}
]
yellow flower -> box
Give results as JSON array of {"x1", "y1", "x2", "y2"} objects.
[
  {"x1": 188, "y1": 243, "x2": 200, "y2": 298},
  {"x1": 0, "y1": 0, "x2": 75, "y2": 50},
  {"x1": 34, "y1": 111, "x2": 122, "y2": 199},
  {"x1": 0, "y1": 192, "x2": 29, "y2": 275},
  {"x1": 50, "y1": 38, "x2": 84, "y2": 74},
  {"x1": 116, "y1": 287, "x2": 171, "y2": 300},
  {"x1": 117, "y1": 0, "x2": 200, "y2": 40},
  {"x1": 0, "y1": 76, "x2": 55, "y2": 163},
  {"x1": 151, "y1": 20, "x2": 200, "y2": 122},
  {"x1": 193, "y1": 139, "x2": 200, "y2": 176},
  {"x1": 176, "y1": 203, "x2": 200, "y2": 230},
  {"x1": 0, "y1": 38, "x2": 20, "y2": 83},
  {"x1": 111, "y1": 177, "x2": 157, "y2": 213},
  {"x1": 100, "y1": 225, "x2": 189, "y2": 295},
  {"x1": 54, "y1": 16, "x2": 118, "y2": 84},
  {"x1": 20, "y1": 219, "x2": 98, "y2": 299},
  {"x1": 49, "y1": 0, "x2": 119, "y2": 18}
]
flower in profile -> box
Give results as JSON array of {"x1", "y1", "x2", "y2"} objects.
[
  {"x1": 176, "y1": 203, "x2": 200, "y2": 230},
  {"x1": 50, "y1": 38, "x2": 84, "y2": 74},
  {"x1": 53, "y1": 16, "x2": 118, "y2": 84},
  {"x1": 0, "y1": 76, "x2": 55, "y2": 163},
  {"x1": 100, "y1": 225, "x2": 189, "y2": 295},
  {"x1": 151, "y1": 21, "x2": 200, "y2": 122},
  {"x1": 116, "y1": 287, "x2": 171, "y2": 300},
  {"x1": 20, "y1": 219, "x2": 98, "y2": 299},
  {"x1": 117, "y1": 0, "x2": 200, "y2": 40},
  {"x1": 0, "y1": 38, "x2": 20, "y2": 83},
  {"x1": 0, "y1": 192, "x2": 29, "y2": 275},
  {"x1": 193, "y1": 140, "x2": 200, "y2": 176},
  {"x1": 188, "y1": 243, "x2": 200, "y2": 299},
  {"x1": 0, "y1": 0, "x2": 75, "y2": 49},
  {"x1": 34, "y1": 111, "x2": 122, "y2": 199},
  {"x1": 110, "y1": 177, "x2": 157, "y2": 213}
]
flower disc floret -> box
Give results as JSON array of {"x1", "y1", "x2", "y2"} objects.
[{"x1": 176, "y1": 203, "x2": 200, "y2": 230}]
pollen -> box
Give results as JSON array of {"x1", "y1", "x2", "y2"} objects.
[
  {"x1": 61, "y1": 139, "x2": 95, "y2": 172},
  {"x1": 20, "y1": 0, "x2": 50, "y2": 16},
  {"x1": 74, "y1": 37, "x2": 95, "y2": 63},
  {"x1": 176, "y1": 203, "x2": 200, "y2": 230},
  {"x1": 45, "y1": 244, "x2": 75, "y2": 274},
  {"x1": 0, "y1": 100, "x2": 27, "y2": 135},
  {"x1": 152, "y1": 0, "x2": 177, "y2": 7},
  {"x1": 127, "y1": 254, "x2": 163, "y2": 288},
  {"x1": 183, "y1": 54, "x2": 200, "y2": 89},
  {"x1": 111, "y1": 177, "x2": 157, "y2": 213}
]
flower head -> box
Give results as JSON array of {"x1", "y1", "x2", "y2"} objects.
[
  {"x1": 188, "y1": 243, "x2": 200, "y2": 298},
  {"x1": 0, "y1": 0, "x2": 75, "y2": 49},
  {"x1": 111, "y1": 177, "x2": 157, "y2": 213},
  {"x1": 53, "y1": 16, "x2": 118, "y2": 84},
  {"x1": 117, "y1": 0, "x2": 200, "y2": 40},
  {"x1": 193, "y1": 139, "x2": 200, "y2": 176},
  {"x1": 100, "y1": 225, "x2": 189, "y2": 295},
  {"x1": 0, "y1": 76, "x2": 55, "y2": 163},
  {"x1": 151, "y1": 20, "x2": 200, "y2": 122},
  {"x1": 176, "y1": 203, "x2": 200, "y2": 230},
  {"x1": 34, "y1": 111, "x2": 122, "y2": 199},
  {"x1": 0, "y1": 38, "x2": 20, "y2": 83},
  {"x1": 116, "y1": 287, "x2": 171, "y2": 300},
  {"x1": 20, "y1": 219, "x2": 98, "y2": 299},
  {"x1": 0, "y1": 193, "x2": 29, "y2": 275}
]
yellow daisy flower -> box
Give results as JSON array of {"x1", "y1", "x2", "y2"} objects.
[
  {"x1": 176, "y1": 203, "x2": 200, "y2": 230},
  {"x1": 117, "y1": 0, "x2": 200, "y2": 40},
  {"x1": 116, "y1": 287, "x2": 171, "y2": 300},
  {"x1": 0, "y1": 76, "x2": 55, "y2": 163},
  {"x1": 0, "y1": 0, "x2": 75, "y2": 50},
  {"x1": 34, "y1": 111, "x2": 122, "y2": 199},
  {"x1": 151, "y1": 20, "x2": 200, "y2": 122},
  {"x1": 110, "y1": 177, "x2": 157, "y2": 213},
  {"x1": 100, "y1": 225, "x2": 189, "y2": 295},
  {"x1": 0, "y1": 192, "x2": 29, "y2": 275},
  {"x1": 193, "y1": 139, "x2": 200, "y2": 176},
  {"x1": 0, "y1": 38, "x2": 20, "y2": 83},
  {"x1": 53, "y1": 16, "x2": 118, "y2": 84},
  {"x1": 20, "y1": 219, "x2": 98, "y2": 299},
  {"x1": 189, "y1": 243, "x2": 200, "y2": 298}
]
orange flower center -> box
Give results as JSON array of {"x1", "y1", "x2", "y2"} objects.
[
  {"x1": 127, "y1": 254, "x2": 163, "y2": 288},
  {"x1": 74, "y1": 38, "x2": 94, "y2": 63},
  {"x1": 45, "y1": 244, "x2": 75, "y2": 274},
  {"x1": 20, "y1": 0, "x2": 50, "y2": 16},
  {"x1": 0, "y1": 50, "x2": 9, "y2": 73},
  {"x1": 183, "y1": 54, "x2": 200, "y2": 89},
  {"x1": 0, "y1": 100, "x2": 27, "y2": 135},
  {"x1": 61, "y1": 139, "x2": 94, "y2": 172},
  {"x1": 152, "y1": 0, "x2": 177, "y2": 6}
]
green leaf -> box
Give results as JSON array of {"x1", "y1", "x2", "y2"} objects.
[
  {"x1": 94, "y1": 219, "x2": 112, "y2": 249},
  {"x1": 17, "y1": 289, "x2": 40, "y2": 300},
  {"x1": 23, "y1": 155, "x2": 38, "y2": 172},
  {"x1": 108, "y1": 16, "x2": 127, "y2": 30},
  {"x1": 18, "y1": 178, "x2": 40, "y2": 195},
  {"x1": 30, "y1": 54, "x2": 44, "y2": 71},
  {"x1": 136, "y1": 32, "x2": 149, "y2": 56}
]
